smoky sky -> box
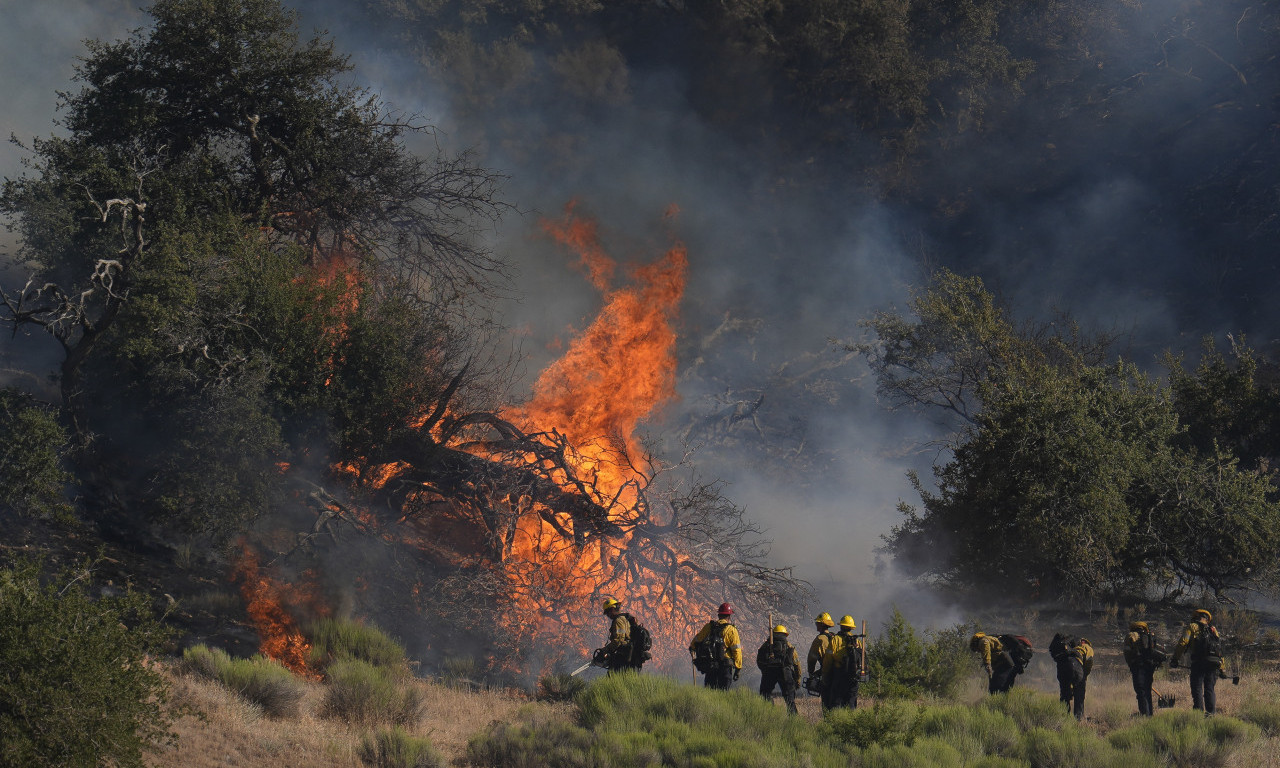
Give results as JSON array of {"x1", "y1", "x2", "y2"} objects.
[{"x1": 3, "y1": 0, "x2": 1275, "y2": 630}]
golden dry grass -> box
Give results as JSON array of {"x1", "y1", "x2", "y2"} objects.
[{"x1": 148, "y1": 662, "x2": 572, "y2": 767}]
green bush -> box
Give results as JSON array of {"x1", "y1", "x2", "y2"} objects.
[
  {"x1": 1107, "y1": 710, "x2": 1257, "y2": 768},
  {"x1": 1237, "y1": 693, "x2": 1280, "y2": 736},
  {"x1": 536, "y1": 672, "x2": 588, "y2": 702},
  {"x1": 867, "y1": 608, "x2": 975, "y2": 700},
  {"x1": 980, "y1": 689, "x2": 1075, "y2": 732},
  {"x1": 307, "y1": 617, "x2": 410, "y2": 674},
  {"x1": 821, "y1": 700, "x2": 921, "y2": 750},
  {"x1": 0, "y1": 389, "x2": 72, "y2": 520},
  {"x1": 323, "y1": 659, "x2": 424, "y2": 726},
  {"x1": 915, "y1": 703, "x2": 1021, "y2": 757},
  {"x1": 183, "y1": 644, "x2": 306, "y2": 718},
  {"x1": 357, "y1": 726, "x2": 445, "y2": 768},
  {"x1": 0, "y1": 559, "x2": 173, "y2": 767}
]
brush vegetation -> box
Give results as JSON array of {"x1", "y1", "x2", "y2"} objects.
[
  {"x1": 182, "y1": 644, "x2": 306, "y2": 718},
  {"x1": 322, "y1": 659, "x2": 425, "y2": 727},
  {"x1": 307, "y1": 617, "x2": 412, "y2": 675}
]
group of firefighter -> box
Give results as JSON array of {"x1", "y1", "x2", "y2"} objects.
[
  {"x1": 973, "y1": 607, "x2": 1230, "y2": 718},
  {"x1": 597, "y1": 599, "x2": 1234, "y2": 719},
  {"x1": 598, "y1": 599, "x2": 867, "y2": 715}
]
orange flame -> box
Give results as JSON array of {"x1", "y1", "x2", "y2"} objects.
[{"x1": 232, "y1": 543, "x2": 324, "y2": 679}]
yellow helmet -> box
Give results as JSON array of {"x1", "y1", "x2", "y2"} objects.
[
  {"x1": 970, "y1": 632, "x2": 986, "y2": 651},
  {"x1": 815, "y1": 612, "x2": 834, "y2": 627},
  {"x1": 1195, "y1": 609, "x2": 1212, "y2": 621},
  {"x1": 602, "y1": 598, "x2": 621, "y2": 612},
  {"x1": 839, "y1": 615, "x2": 856, "y2": 629},
  {"x1": 773, "y1": 625, "x2": 788, "y2": 635},
  {"x1": 1129, "y1": 621, "x2": 1149, "y2": 632}
]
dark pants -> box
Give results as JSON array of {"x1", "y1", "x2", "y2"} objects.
[
  {"x1": 703, "y1": 665, "x2": 735, "y2": 690},
  {"x1": 1130, "y1": 665, "x2": 1154, "y2": 715},
  {"x1": 989, "y1": 656, "x2": 1017, "y2": 694},
  {"x1": 1189, "y1": 661, "x2": 1218, "y2": 713},
  {"x1": 1056, "y1": 659, "x2": 1086, "y2": 720},
  {"x1": 760, "y1": 668, "x2": 798, "y2": 714},
  {"x1": 822, "y1": 668, "x2": 859, "y2": 709}
]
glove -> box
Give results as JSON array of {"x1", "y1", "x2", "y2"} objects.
[
  {"x1": 733, "y1": 668, "x2": 740, "y2": 681},
  {"x1": 985, "y1": 664, "x2": 993, "y2": 676},
  {"x1": 592, "y1": 648, "x2": 607, "y2": 665}
]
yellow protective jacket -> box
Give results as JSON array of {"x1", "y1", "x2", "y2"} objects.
[
  {"x1": 1123, "y1": 624, "x2": 1148, "y2": 667},
  {"x1": 1172, "y1": 620, "x2": 1219, "y2": 666},
  {"x1": 1070, "y1": 638, "x2": 1094, "y2": 677},
  {"x1": 807, "y1": 630, "x2": 833, "y2": 675},
  {"x1": 689, "y1": 619, "x2": 743, "y2": 670},
  {"x1": 603, "y1": 613, "x2": 631, "y2": 654},
  {"x1": 973, "y1": 634, "x2": 1004, "y2": 668},
  {"x1": 822, "y1": 629, "x2": 864, "y2": 673}
]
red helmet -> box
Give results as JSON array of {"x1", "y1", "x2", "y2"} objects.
[{"x1": 718, "y1": 602, "x2": 733, "y2": 616}]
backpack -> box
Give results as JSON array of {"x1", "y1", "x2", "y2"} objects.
[
  {"x1": 623, "y1": 613, "x2": 653, "y2": 666},
  {"x1": 999, "y1": 634, "x2": 1035, "y2": 673},
  {"x1": 1135, "y1": 629, "x2": 1167, "y2": 665},
  {"x1": 1049, "y1": 633, "x2": 1074, "y2": 663},
  {"x1": 757, "y1": 637, "x2": 789, "y2": 670},
  {"x1": 693, "y1": 622, "x2": 729, "y2": 673},
  {"x1": 1192, "y1": 625, "x2": 1223, "y2": 667}
]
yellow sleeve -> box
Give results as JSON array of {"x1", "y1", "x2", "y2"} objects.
[
  {"x1": 823, "y1": 634, "x2": 844, "y2": 667},
  {"x1": 724, "y1": 624, "x2": 743, "y2": 669},
  {"x1": 1081, "y1": 640, "x2": 1094, "y2": 676},
  {"x1": 790, "y1": 646, "x2": 802, "y2": 680},
  {"x1": 807, "y1": 635, "x2": 828, "y2": 673},
  {"x1": 689, "y1": 622, "x2": 711, "y2": 654},
  {"x1": 980, "y1": 638, "x2": 994, "y2": 667},
  {"x1": 1173, "y1": 623, "x2": 1196, "y2": 664},
  {"x1": 1123, "y1": 632, "x2": 1138, "y2": 666}
]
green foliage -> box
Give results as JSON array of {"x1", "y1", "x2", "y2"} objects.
[
  {"x1": 0, "y1": 389, "x2": 71, "y2": 519},
  {"x1": 182, "y1": 644, "x2": 306, "y2": 718},
  {"x1": 307, "y1": 617, "x2": 411, "y2": 675},
  {"x1": 1107, "y1": 710, "x2": 1257, "y2": 768},
  {"x1": 322, "y1": 659, "x2": 424, "y2": 726},
  {"x1": 869, "y1": 269, "x2": 1280, "y2": 601},
  {"x1": 867, "y1": 607, "x2": 973, "y2": 699},
  {"x1": 0, "y1": 559, "x2": 173, "y2": 768},
  {"x1": 820, "y1": 700, "x2": 921, "y2": 750},
  {"x1": 978, "y1": 689, "x2": 1076, "y2": 733},
  {"x1": 535, "y1": 672, "x2": 587, "y2": 702},
  {"x1": 1236, "y1": 693, "x2": 1280, "y2": 736},
  {"x1": 357, "y1": 726, "x2": 446, "y2": 768}
]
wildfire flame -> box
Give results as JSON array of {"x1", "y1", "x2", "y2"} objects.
[{"x1": 232, "y1": 542, "x2": 325, "y2": 679}]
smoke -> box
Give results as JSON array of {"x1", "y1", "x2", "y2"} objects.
[{"x1": 6, "y1": 0, "x2": 1278, "y2": 642}]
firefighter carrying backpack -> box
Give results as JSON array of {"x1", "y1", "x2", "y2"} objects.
[
  {"x1": 623, "y1": 613, "x2": 653, "y2": 666},
  {"x1": 999, "y1": 634, "x2": 1035, "y2": 673},
  {"x1": 693, "y1": 622, "x2": 728, "y2": 673},
  {"x1": 757, "y1": 637, "x2": 788, "y2": 670},
  {"x1": 1192, "y1": 625, "x2": 1224, "y2": 669}
]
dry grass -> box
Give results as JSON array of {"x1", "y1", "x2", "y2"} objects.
[{"x1": 148, "y1": 660, "x2": 572, "y2": 767}]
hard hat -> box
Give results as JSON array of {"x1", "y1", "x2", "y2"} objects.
[
  {"x1": 969, "y1": 632, "x2": 986, "y2": 651},
  {"x1": 1129, "y1": 621, "x2": 1148, "y2": 632},
  {"x1": 839, "y1": 615, "x2": 856, "y2": 629},
  {"x1": 718, "y1": 602, "x2": 733, "y2": 616},
  {"x1": 1195, "y1": 609, "x2": 1212, "y2": 621},
  {"x1": 815, "y1": 612, "x2": 834, "y2": 627},
  {"x1": 602, "y1": 598, "x2": 621, "y2": 612},
  {"x1": 773, "y1": 625, "x2": 788, "y2": 635}
]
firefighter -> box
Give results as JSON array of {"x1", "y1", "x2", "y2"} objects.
[
  {"x1": 688, "y1": 602, "x2": 743, "y2": 689},
  {"x1": 756, "y1": 624, "x2": 802, "y2": 714},
  {"x1": 1049, "y1": 633, "x2": 1093, "y2": 720},
  {"x1": 1124, "y1": 621, "x2": 1166, "y2": 716},
  {"x1": 806, "y1": 611, "x2": 835, "y2": 696},
  {"x1": 821, "y1": 615, "x2": 864, "y2": 710},
  {"x1": 595, "y1": 598, "x2": 639, "y2": 674},
  {"x1": 1171, "y1": 608, "x2": 1225, "y2": 715},
  {"x1": 970, "y1": 632, "x2": 1017, "y2": 694}
]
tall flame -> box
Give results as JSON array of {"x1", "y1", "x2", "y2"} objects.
[{"x1": 232, "y1": 543, "x2": 325, "y2": 679}]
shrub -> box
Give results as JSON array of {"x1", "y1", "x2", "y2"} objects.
[
  {"x1": 821, "y1": 700, "x2": 921, "y2": 750},
  {"x1": 980, "y1": 689, "x2": 1075, "y2": 732},
  {"x1": 0, "y1": 389, "x2": 72, "y2": 520},
  {"x1": 182, "y1": 644, "x2": 306, "y2": 718},
  {"x1": 1237, "y1": 694, "x2": 1280, "y2": 736},
  {"x1": 1107, "y1": 710, "x2": 1257, "y2": 768},
  {"x1": 536, "y1": 672, "x2": 587, "y2": 702},
  {"x1": 307, "y1": 617, "x2": 410, "y2": 674},
  {"x1": 0, "y1": 559, "x2": 173, "y2": 768},
  {"x1": 867, "y1": 608, "x2": 974, "y2": 700},
  {"x1": 915, "y1": 703, "x2": 1020, "y2": 757},
  {"x1": 358, "y1": 726, "x2": 445, "y2": 768},
  {"x1": 323, "y1": 659, "x2": 424, "y2": 726}
]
